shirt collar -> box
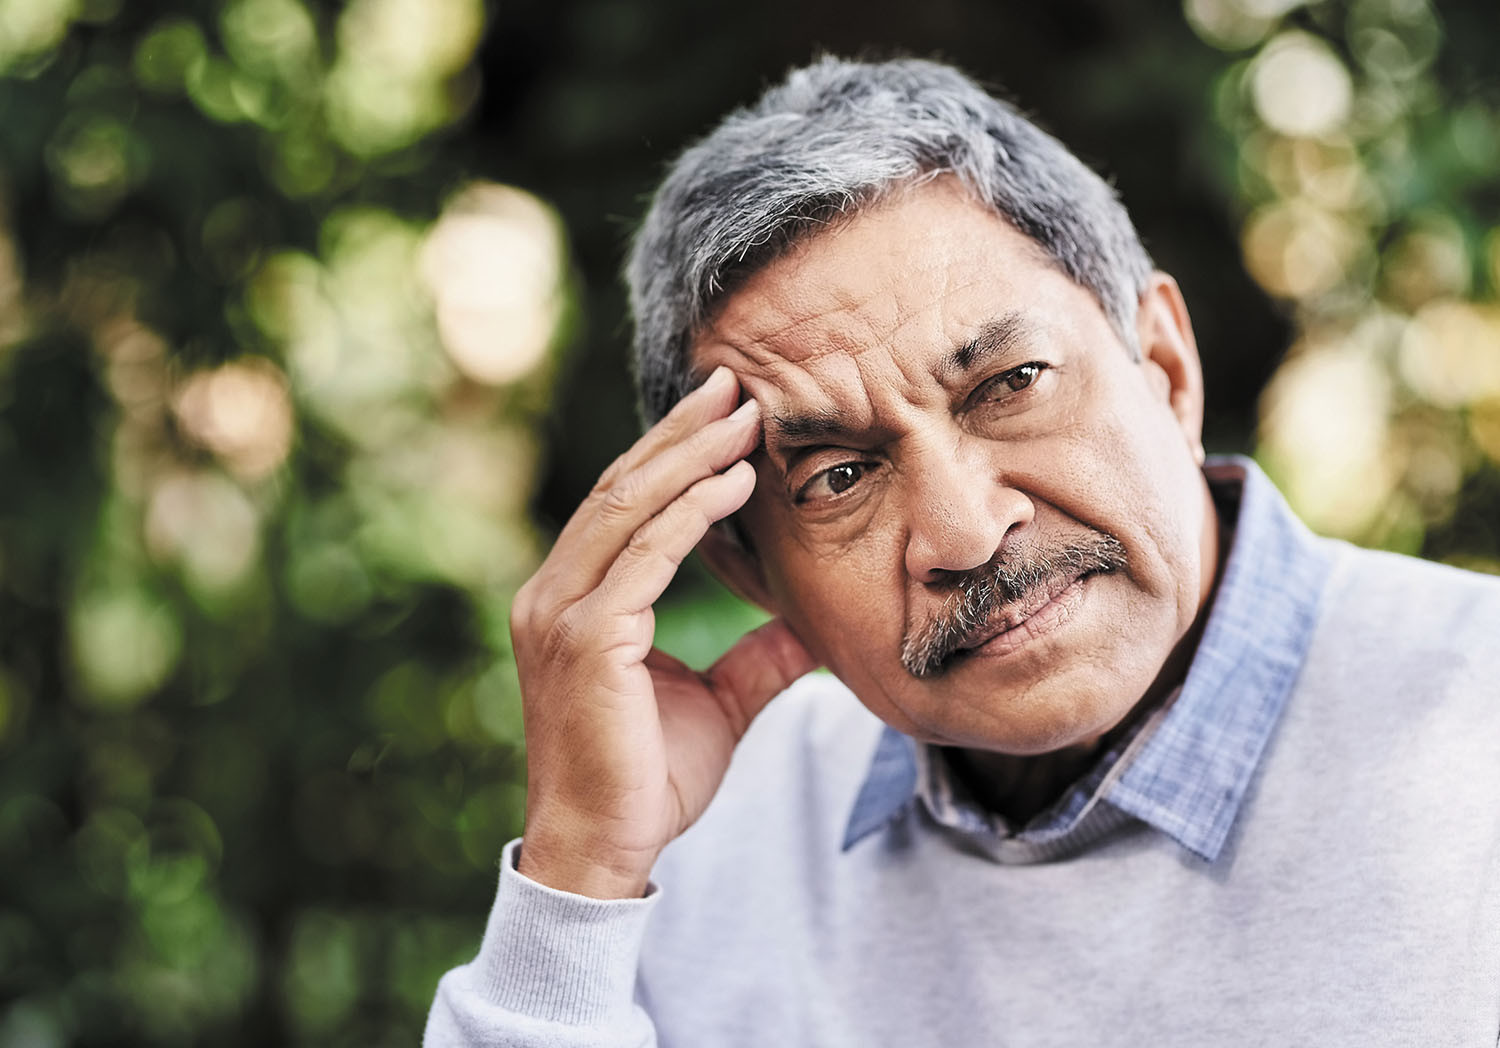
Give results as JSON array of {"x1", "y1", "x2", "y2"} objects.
[
  {"x1": 842, "y1": 456, "x2": 1333, "y2": 862},
  {"x1": 843, "y1": 726, "x2": 919, "y2": 849}
]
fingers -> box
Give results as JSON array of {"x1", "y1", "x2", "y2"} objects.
[
  {"x1": 544, "y1": 372, "x2": 760, "y2": 601},
  {"x1": 508, "y1": 367, "x2": 796, "y2": 895},
  {"x1": 707, "y1": 619, "x2": 821, "y2": 737},
  {"x1": 586, "y1": 459, "x2": 757, "y2": 619},
  {"x1": 597, "y1": 365, "x2": 739, "y2": 490}
]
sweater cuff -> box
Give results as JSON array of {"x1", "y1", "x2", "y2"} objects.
[{"x1": 474, "y1": 838, "x2": 659, "y2": 1027}]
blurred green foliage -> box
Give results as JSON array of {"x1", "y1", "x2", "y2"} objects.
[
  {"x1": 0, "y1": 1, "x2": 559, "y2": 1043},
  {"x1": 0, "y1": 0, "x2": 1495, "y2": 1044},
  {"x1": 1203, "y1": 0, "x2": 1500, "y2": 563}
]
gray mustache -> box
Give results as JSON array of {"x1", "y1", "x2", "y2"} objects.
[{"x1": 900, "y1": 533, "x2": 1128, "y2": 678}]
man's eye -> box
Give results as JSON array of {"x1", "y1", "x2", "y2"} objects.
[
  {"x1": 980, "y1": 362, "x2": 1047, "y2": 399},
  {"x1": 797, "y1": 462, "x2": 869, "y2": 503}
]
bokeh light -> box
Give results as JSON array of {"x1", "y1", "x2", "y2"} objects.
[
  {"x1": 1259, "y1": 328, "x2": 1396, "y2": 535},
  {"x1": 1382, "y1": 214, "x2": 1471, "y2": 309},
  {"x1": 173, "y1": 358, "x2": 295, "y2": 481},
  {"x1": 1398, "y1": 300, "x2": 1500, "y2": 408},
  {"x1": 1196, "y1": 0, "x2": 1500, "y2": 553},
  {"x1": 1251, "y1": 31, "x2": 1353, "y2": 138},
  {"x1": 2, "y1": 3, "x2": 540, "y2": 1042},
  {"x1": 325, "y1": 0, "x2": 483, "y2": 156},
  {"x1": 0, "y1": 0, "x2": 79, "y2": 72},
  {"x1": 69, "y1": 587, "x2": 184, "y2": 709},
  {"x1": 1241, "y1": 197, "x2": 1366, "y2": 300},
  {"x1": 419, "y1": 182, "x2": 566, "y2": 386},
  {"x1": 1183, "y1": 0, "x2": 1305, "y2": 51},
  {"x1": 145, "y1": 471, "x2": 263, "y2": 597}
]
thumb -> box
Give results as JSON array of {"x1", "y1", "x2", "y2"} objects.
[{"x1": 706, "y1": 618, "x2": 821, "y2": 737}]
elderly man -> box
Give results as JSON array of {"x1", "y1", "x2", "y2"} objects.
[{"x1": 426, "y1": 57, "x2": 1500, "y2": 1046}]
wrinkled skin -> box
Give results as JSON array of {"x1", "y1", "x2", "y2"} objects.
[
  {"x1": 695, "y1": 179, "x2": 1220, "y2": 765},
  {"x1": 512, "y1": 178, "x2": 1221, "y2": 898}
]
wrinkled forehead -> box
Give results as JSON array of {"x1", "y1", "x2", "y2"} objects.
[
  {"x1": 693, "y1": 181, "x2": 1062, "y2": 352},
  {"x1": 684, "y1": 183, "x2": 1087, "y2": 420}
]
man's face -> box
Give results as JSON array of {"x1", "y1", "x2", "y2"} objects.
[{"x1": 693, "y1": 180, "x2": 1219, "y2": 756}]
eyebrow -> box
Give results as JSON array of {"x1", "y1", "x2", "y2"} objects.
[
  {"x1": 760, "y1": 311, "x2": 1037, "y2": 453},
  {"x1": 763, "y1": 406, "x2": 861, "y2": 450},
  {"x1": 938, "y1": 311, "x2": 1034, "y2": 380}
]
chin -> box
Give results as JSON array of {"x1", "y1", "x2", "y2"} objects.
[{"x1": 904, "y1": 680, "x2": 1138, "y2": 756}]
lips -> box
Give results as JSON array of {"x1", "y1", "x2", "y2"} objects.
[
  {"x1": 900, "y1": 532, "x2": 1128, "y2": 679},
  {"x1": 952, "y1": 569, "x2": 1096, "y2": 656}
]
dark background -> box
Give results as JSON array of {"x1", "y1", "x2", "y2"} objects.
[{"x1": 488, "y1": 0, "x2": 1285, "y2": 521}]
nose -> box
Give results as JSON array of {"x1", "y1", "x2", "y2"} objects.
[{"x1": 902, "y1": 444, "x2": 1035, "y2": 584}]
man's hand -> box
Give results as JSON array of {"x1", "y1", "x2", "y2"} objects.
[{"x1": 510, "y1": 366, "x2": 818, "y2": 899}]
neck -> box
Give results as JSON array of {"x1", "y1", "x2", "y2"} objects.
[{"x1": 943, "y1": 707, "x2": 1144, "y2": 826}]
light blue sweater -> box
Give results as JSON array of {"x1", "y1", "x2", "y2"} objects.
[{"x1": 426, "y1": 467, "x2": 1500, "y2": 1046}]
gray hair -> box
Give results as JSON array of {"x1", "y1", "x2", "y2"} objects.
[{"x1": 625, "y1": 55, "x2": 1154, "y2": 425}]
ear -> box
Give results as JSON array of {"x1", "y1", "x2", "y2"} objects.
[
  {"x1": 1136, "y1": 271, "x2": 1206, "y2": 465},
  {"x1": 698, "y1": 523, "x2": 780, "y2": 613}
]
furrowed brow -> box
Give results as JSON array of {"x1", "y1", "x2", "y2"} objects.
[
  {"x1": 939, "y1": 311, "x2": 1035, "y2": 380},
  {"x1": 763, "y1": 407, "x2": 862, "y2": 451}
]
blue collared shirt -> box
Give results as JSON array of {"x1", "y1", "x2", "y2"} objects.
[{"x1": 842, "y1": 456, "x2": 1334, "y2": 864}]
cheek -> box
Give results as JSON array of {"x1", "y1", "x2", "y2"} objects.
[
  {"x1": 1035, "y1": 388, "x2": 1203, "y2": 612},
  {"x1": 740, "y1": 488, "x2": 908, "y2": 670},
  {"x1": 770, "y1": 551, "x2": 905, "y2": 664},
  {"x1": 1091, "y1": 410, "x2": 1208, "y2": 612}
]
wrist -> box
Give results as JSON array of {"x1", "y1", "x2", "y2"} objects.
[{"x1": 516, "y1": 825, "x2": 656, "y2": 900}]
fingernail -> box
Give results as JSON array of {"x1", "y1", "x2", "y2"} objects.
[
  {"x1": 702, "y1": 366, "x2": 733, "y2": 394},
  {"x1": 729, "y1": 398, "x2": 759, "y2": 422}
]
